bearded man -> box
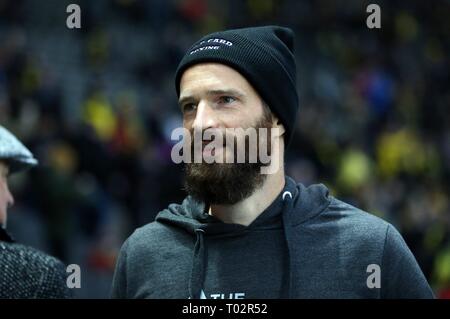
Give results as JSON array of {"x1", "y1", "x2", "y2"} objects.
[{"x1": 111, "y1": 26, "x2": 433, "y2": 299}]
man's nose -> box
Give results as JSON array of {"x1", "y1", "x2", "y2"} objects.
[{"x1": 192, "y1": 100, "x2": 218, "y2": 132}]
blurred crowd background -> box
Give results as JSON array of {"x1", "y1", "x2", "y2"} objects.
[{"x1": 0, "y1": 0, "x2": 448, "y2": 298}]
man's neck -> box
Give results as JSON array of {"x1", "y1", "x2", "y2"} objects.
[{"x1": 209, "y1": 169, "x2": 285, "y2": 226}]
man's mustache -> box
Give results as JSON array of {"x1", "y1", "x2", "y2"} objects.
[{"x1": 190, "y1": 129, "x2": 233, "y2": 148}]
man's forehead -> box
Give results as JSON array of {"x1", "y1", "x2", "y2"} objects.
[{"x1": 179, "y1": 63, "x2": 253, "y2": 99}]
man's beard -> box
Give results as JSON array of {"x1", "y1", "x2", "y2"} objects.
[{"x1": 184, "y1": 111, "x2": 273, "y2": 205}]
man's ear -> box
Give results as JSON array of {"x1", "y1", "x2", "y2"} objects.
[{"x1": 272, "y1": 115, "x2": 286, "y2": 137}]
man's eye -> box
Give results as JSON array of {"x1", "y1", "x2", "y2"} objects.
[
  {"x1": 218, "y1": 96, "x2": 236, "y2": 104},
  {"x1": 183, "y1": 103, "x2": 197, "y2": 112}
]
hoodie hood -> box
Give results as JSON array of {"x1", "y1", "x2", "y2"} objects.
[
  {"x1": 156, "y1": 176, "x2": 331, "y2": 232},
  {"x1": 155, "y1": 176, "x2": 331, "y2": 299}
]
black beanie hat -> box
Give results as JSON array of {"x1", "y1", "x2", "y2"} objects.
[{"x1": 175, "y1": 25, "x2": 299, "y2": 146}]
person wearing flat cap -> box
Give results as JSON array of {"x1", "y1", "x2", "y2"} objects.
[
  {"x1": 0, "y1": 125, "x2": 71, "y2": 298},
  {"x1": 111, "y1": 26, "x2": 434, "y2": 299}
]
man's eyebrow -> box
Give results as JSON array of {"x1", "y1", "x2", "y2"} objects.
[
  {"x1": 206, "y1": 89, "x2": 245, "y2": 98},
  {"x1": 178, "y1": 95, "x2": 195, "y2": 107},
  {"x1": 178, "y1": 89, "x2": 246, "y2": 106}
]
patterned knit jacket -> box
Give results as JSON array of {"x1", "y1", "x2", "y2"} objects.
[{"x1": 0, "y1": 228, "x2": 72, "y2": 298}]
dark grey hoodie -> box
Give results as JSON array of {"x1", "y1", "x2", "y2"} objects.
[{"x1": 111, "y1": 176, "x2": 434, "y2": 299}]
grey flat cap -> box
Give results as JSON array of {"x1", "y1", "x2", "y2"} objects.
[{"x1": 0, "y1": 125, "x2": 38, "y2": 174}]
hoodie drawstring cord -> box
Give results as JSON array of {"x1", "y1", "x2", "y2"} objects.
[
  {"x1": 189, "y1": 228, "x2": 207, "y2": 299},
  {"x1": 282, "y1": 190, "x2": 294, "y2": 299},
  {"x1": 188, "y1": 187, "x2": 296, "y2": 299}
]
